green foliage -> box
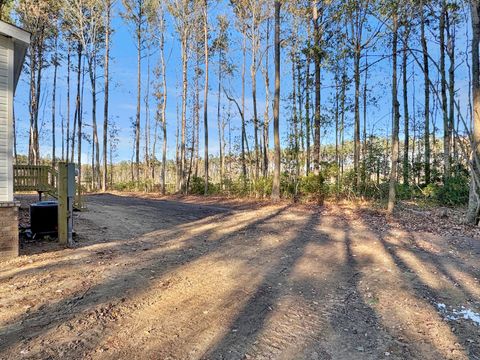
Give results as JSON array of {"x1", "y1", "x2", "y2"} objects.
[
  {"x1": 254, "y1": 176, "x2": 273, "y2": 198},
  {"x1": 435, "y1": 176, "x2": 469, "y2": 206},
  {"x1": 299, "y1": 173, "x2": 328, "y2": 203},
  {"x1": 188, "y1": 176, "x2": 220, "y2": 195}
]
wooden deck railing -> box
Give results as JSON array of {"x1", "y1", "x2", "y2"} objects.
[{"x1": 13, "y1": 165, "x2": 57, "y2": 194}]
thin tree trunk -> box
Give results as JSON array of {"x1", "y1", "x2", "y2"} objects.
[
  {"x1": 446, "y1": 9, "x2": 456, "y2": 173},
  {"x1": 52, "y1": 34, "x2": 58, "y2": 168},
  {"x1": 335, "y1": 74, "x2": 339, "y2": 187},
  {"x1": 305, "y1": 41, "x2": 311, "y2": 175},
  {"x1": 179, "y1": 29, "x2": 188, "y2": 192},
  {"x1": 262, "y1": 19, "x2": 271, "y2": 178},
  {"x1": 251, "y1": 21, "x2": 259, "y2": 181},
  {"x1": 440, "y1": 0, "x2": 451, "y2": 179},
  {"x1": 403, "y1": 26, "x2": 410, "y2": 185},
  {"x1": 160, "y1": 15, "x2": 167, "y2": 194},
  {"x1": 362, "y1": 52, "x2": 368, "y2": 186},
  {"x1": 292, "y1": 52, "x2": 299, "y2": 181},
  {"x1": 66, "y1": 44, "x2": 71, "y2": 162},
  {"x1": 388, "y1": 8, "x2": 400, "y2": 215},
  {"x1": 135, "y1": 1, "x2": 143, "y2": 184},
  {"x1": 340, "y1": 60, "x2": 347, "y2": 179},
  {"x1": 89, "y1": 56, "x2": 100, "y2": 190},
  {"x1": 103, "y1": 0, "x2": 111, "y2": 191},
  {"x1": 241, "y1": 26, "x2": 247, "y2": 182},
  {"x1": 272, "y1": 0, "x2": 281, "y2": 200},
  {"x1": 353, "y1": 43, "x2": 361, "y2": 188},
  {"x1": 217, "y1": 49, "x2": 224, "y2": 186},
  {"x1": 145, "y1": 50, "x2": 151, "y2": 185},
  {"x1": 77, "y1": 50, "x2": 84, "y2": 202},
  {"x1": 312, "y1": 1, "x2": 321, "y2": 175},
  {"x1": 203, "y1": 0, "x2": 209, "y2": 195},
  {"x1": 420, "y1": 0, "x2": 431, "y2": 184},
  {"x1": 72, "y1": 44, "x2": 82, "y2": 163}
]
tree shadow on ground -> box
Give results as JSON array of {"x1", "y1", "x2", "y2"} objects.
[{"x1": 0, "y1": 203, "x2": 291, "y2": 358}]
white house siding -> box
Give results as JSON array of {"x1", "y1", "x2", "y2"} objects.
[{"x1": 0, "y1": 35, "x2": 12, "y2": 202}]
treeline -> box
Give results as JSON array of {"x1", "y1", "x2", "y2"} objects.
[{"x1": 4, "y1": 0, "x2": 480, "y2": 221}]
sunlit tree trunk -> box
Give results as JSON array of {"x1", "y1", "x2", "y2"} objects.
[
  {"x1": 403, "y1": 25, "x2": 410, "y2": 186},
  {"x1": 262, "y1": 18, "x2": 271, "y2": 177},
  {"x1": 420, "y1": 0, "x2": 431, "y2": 184},
  {"x1": 272, "y1": 0, "x2": 281, "y2": 200},
  {"x1": 388, "y1": 6, "x2": 400, "y2": 215},
  {"x1": 440, "y1": 0, "x2": 451, "y2": 180},
  {"x1": 103, "y1": 0, "x2": 112, "y2": 191},
  {"x1": 203, "y1": 0, "x2": 209, "y2": 194},
  {"x1": 312, "y1": 1, "x2": 321, "y2": 175},
  {"x1": 467, "y1": 0, "x2": 480, "y2": 224},
  {"x1": 51, "y1": 32, "x2": 58, "y2": 168}
]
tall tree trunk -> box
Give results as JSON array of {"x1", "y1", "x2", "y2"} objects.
[
  {"x1": 251, "y1": 22, "x2": 260, "y2": 181},
  {"x1": 77, "y1": 50, "x2": 84, "y2": 202},
  {"x1": 440, "y1": 0, "x2": 451, "y2": 180},
  {"x1": 72, "y1": 43, "x2": 82, "y2": 163},
  {"x1": 305, "y1": 42, "x2": 311, "y2": 175},
  {"x1": 403, "y1": 27, "x2": 410, "y2": 185},
  {"x1": 353, "y1": 42, "x2": 361, "y2": 188},
  {"x1": 135, "y1": 1, "x2": 143, "y2": 184},
  {"x1": 272, "y1": 0, "x2": 281, "y2": 200},
  {"x1": 241, "y1": 26, "x2": 247, "y2": 182},
  {"x1": 203, "y1": 0, "x2": 209, "y2": 195},
  {"x1": 187, "y1": 54, "x2": 199, "y2": 191},
  {"x1": 420, "y1": 0, "x2": 431, "y2": 184},
  {"x1": 66, "y1": 44, "x2": 71, "y2": 162},
  {"x1": 145, "y1": 51, "x2": 151, "y2": 185},
  {"x1": 362, "y1": 52, "x2": 368, "y2": 186},
  {"x1": 262, "y1": 19, "x2": 271, "y2": 178},
  {"x1": 292, "y1": 52, "x2": 299, "y2": 181},
  {"x1": 217, "y1": 49, "x2": 224, "y2": 186},
  {"x1": 179, "y1": 29, "x2": 188, "y2": 192},
  {"x1": 160, "y1": 19, "x2": 167, "y2": 195},
  {"x1": 51, "y1": 34, "x2": 58, "y2": 168},
  {"x1": 335, "y1": 73, "x2": 340, "y2": 187},
  {"x1": 388, "y1": 8, "x2": 400, "y2": 215},
  {"x1": 446, "y1": 9, "x2": 456, "y2": 173},
  {"x1": 103, "y1": 0, "x2": 111, "y2": 191},
  {"x1": 340, "y1": 61, "x2": 347, "y2": 179},
  {"x1": 312, "y1": 1, "x2": 321, "y2": 175},
  {"x1": 89, "y1": 56, "x2": 100, "y2": 190},
  {"x1": 467, "y1": 1, "x2": 480, "y2": 224}
]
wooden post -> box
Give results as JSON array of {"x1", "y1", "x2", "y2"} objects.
[{"x1": 58, "y1": 162, "x2": 75, "y2": 246}]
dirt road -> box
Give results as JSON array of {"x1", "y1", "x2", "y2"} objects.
[{"x1": 0, "y1": 194, "x2": 479, "y2": 359}]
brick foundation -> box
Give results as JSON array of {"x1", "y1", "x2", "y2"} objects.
[{"x1": 0, "y1": 202, "x2": 19, "y2": 261}]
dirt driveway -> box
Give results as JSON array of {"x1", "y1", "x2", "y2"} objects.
[{"x1": 0, "y1": 194, "x2": 479, "y2": 359}]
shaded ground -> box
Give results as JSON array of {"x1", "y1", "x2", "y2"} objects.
[{"x1": 0, "y1": 193, "x2": 479, "y2": 359}]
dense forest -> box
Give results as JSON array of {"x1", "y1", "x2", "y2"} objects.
[{"x1": 3, "y1": 0, "x2": 480, "y2": 220}]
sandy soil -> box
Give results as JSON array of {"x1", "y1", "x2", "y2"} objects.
[{"x1": 0, "y1": 193, "x2": 479, "y2": 360}]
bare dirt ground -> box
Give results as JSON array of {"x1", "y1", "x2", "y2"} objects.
[{"x1": 1, "y1": 193, "x2": 479, "y2": 360}]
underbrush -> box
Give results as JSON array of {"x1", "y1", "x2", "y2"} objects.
[{"x1": 108, "y1": 170, "x2": 470, "y2": 208}]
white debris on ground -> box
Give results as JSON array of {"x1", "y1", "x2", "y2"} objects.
[{"x1": 437, "y1": 303, "x2": 480, "y2": 326}]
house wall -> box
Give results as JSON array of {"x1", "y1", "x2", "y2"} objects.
[
  {"x1": 0, "y1": 34, "x2": 13, "y2": 203},
  {"x1": 0, "y1": 35, "x2": 18, "y2": 260}
]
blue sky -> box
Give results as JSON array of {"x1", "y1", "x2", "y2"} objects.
[{"x1": 12, "y1": 1, "x2": 472, "y2": 164}]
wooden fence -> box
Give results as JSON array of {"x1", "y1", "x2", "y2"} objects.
[
  {"x1": 13, "y1": 165, "x2": 57, "y2": 194},
  {"x1": 14, "y1": 164, "x2": 84, "y2": 210}
]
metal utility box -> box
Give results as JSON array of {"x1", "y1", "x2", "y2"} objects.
[
  {"x1": 30, "y1": 201, "x2": 58, "y2": 237},
  {"x1": 67, "y1": 163, "x2": 76, "y2": 197}
]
